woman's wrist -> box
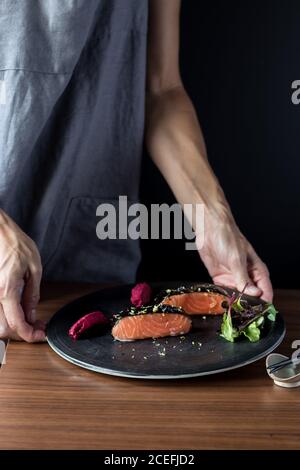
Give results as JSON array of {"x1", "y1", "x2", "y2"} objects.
[{"x1": 192, "y1": 182, "x2": 236, "y2": 228}]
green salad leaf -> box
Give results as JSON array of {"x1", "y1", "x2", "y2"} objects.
[
  {"x1": 264, "y1": 303, "x2": 278, "y2": 322},
  {"x1": 220, "y1": 288, "x2": 278, "y2": 343},
  {"x1": 220, "y1": 311, "x2": 239, "y2": 343},
  {"x1": 242, "y1": 318, "x2": 263, "y2": 342}
]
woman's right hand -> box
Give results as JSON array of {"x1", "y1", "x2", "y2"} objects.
[{"x1": 0, "y1": 210, "x2": 46, "y2": 342}]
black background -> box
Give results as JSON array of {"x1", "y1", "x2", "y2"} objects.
[{"x1": 139, "y1": 0, "x2": 300, "y2": 288}]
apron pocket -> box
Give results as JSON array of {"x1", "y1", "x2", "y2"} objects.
[{"x1": 43, "y1": 197, "x2": 141, "y2": 283}]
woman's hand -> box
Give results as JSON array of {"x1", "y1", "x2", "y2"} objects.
[
  {"x1": 198, "y1": 213, "x2": 273, "y2": 302},
  {"x1": 0, "y1": 210, "x2": 46, "y2": 341}
]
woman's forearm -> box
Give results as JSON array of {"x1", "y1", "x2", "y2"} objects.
[
  {"x1": 145, "y1": 85, "x2": 233, "y2": 225},
  {"x1": 145, "y1": 1, "x2": 272, "y2": 301}
]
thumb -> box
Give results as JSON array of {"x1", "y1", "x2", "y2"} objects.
[{"x1": 232, "y1": 259, "x2": 262, "y2": 298}]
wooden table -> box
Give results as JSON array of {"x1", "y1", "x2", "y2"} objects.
[{"x1": 0, "y1": 284, "x2": 299, "y2": 450}]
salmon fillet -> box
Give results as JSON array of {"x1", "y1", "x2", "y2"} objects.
[
  {"x1": 112, "y1": 313, "x2": 192, "y2": 341},
  {"x1": 162, "y1": 292, "x2": 227, "y2": 315}
]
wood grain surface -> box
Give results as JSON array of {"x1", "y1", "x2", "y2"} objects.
[{"x1": 0, "y1": 283, "x2": 299, "y2": 450}]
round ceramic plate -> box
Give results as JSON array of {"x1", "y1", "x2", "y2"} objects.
[{"x1": 46, "y1": 282, "x2": 286, "y2": 379}]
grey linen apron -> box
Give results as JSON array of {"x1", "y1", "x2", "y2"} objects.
[{"x1": 0, "y1": 0, "x2": 148, "y2": 283}]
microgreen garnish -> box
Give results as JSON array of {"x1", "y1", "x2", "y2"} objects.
[{"x1": 220, "y1": 285, "x2": 278, "y2": 343}]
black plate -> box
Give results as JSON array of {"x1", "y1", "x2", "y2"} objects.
[{"x1": 46, "y1": 282, "x2": 286, "y2": 379}]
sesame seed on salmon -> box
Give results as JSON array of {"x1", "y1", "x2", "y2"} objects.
[
  {"x1": 112, "y1": 313, "x2": 192, "y2": 342},
  {"x1": 162, "y1": 292, "x2": 227, "y2": 315}
]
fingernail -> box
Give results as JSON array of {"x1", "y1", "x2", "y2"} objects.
[
  {"x1": 35, "y1": 330, "x2": 46, "y2": 342},
  {"x1": 248, "y1": 286, "x2": 260, "y2": 295}
]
